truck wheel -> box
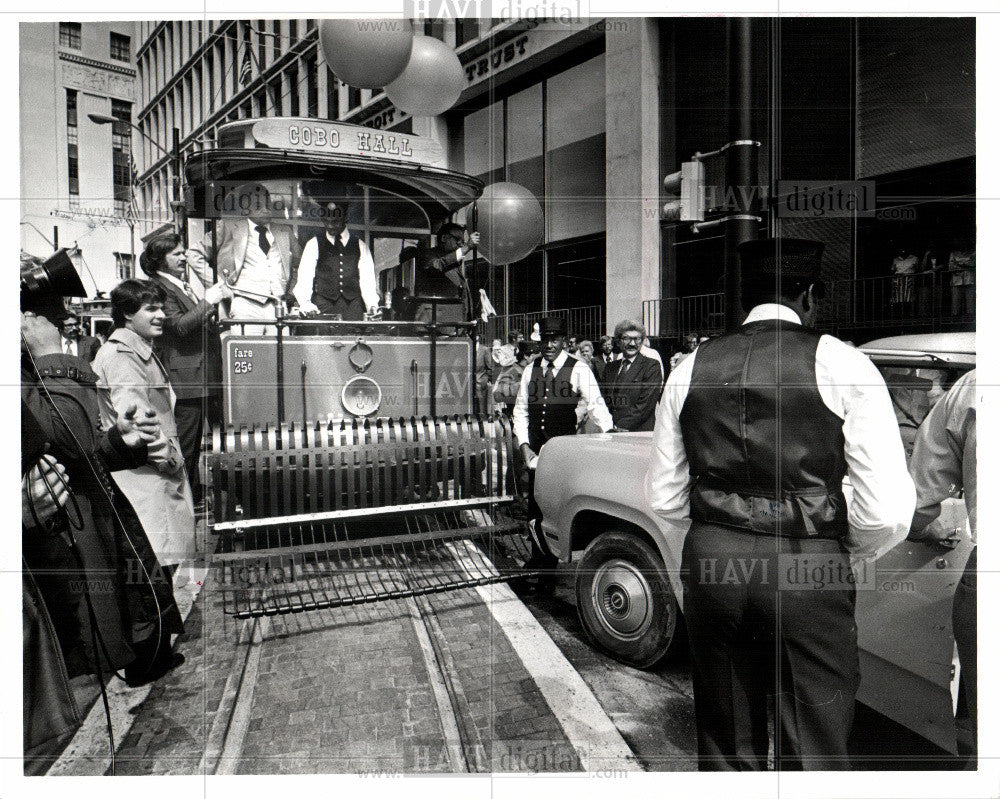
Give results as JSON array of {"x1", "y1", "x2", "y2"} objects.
[{"x1": 575, "y1": 531, "x2": 679, "y2": 668}]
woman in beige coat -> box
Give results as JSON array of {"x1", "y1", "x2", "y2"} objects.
[{"x1": 92, "y1": 280, "x2": 195, "y2": 569}]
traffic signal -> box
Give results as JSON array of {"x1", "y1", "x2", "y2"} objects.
[{"x1": 662, "y1": 160, "x2": 706, "y2": 222}]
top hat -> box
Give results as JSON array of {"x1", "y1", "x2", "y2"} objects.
[
  {"x1": 737, "y1": 238, "x2": 825, "y2": 281},
  {"x1": 538, "y1": 316, "x2": 567, "y2": 338}
]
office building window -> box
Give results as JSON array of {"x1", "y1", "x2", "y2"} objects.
[
  {"x1": 289, "y1": 20, "x2": 298, "y2": 42},
  {"x1": 305, "y1": 54, "x2": 318, "y2": 117},
  {"x1": 424, "y1": 20, "x2": 445, "y2": 41},
  {"x1": 286, "y1": 63, "x2": 300, "y2": 116},
  {"x1": 326, "y1": 77, "x2": 339, "y2": 120},
  {"x1": 111, "y1": 100, "x2": 133, "y2": 216},
  {"x1": 59, "y1": 22, "x2": 81, "y2": 49},
  {"x1": 66, "y1": 90, "x2": 79, "y2": 200},
  {"x1": 348, "y1": 85, "x2": 361, "y2": 111},
  {"x1": 115, "y1": 252, "x2": 135, "y2": 280},
  {"x1": 268, "y1": 77, "x2": 283, "y2": 115},
  {"x1": 110, "y1": 32, "x2": 131, "y2": 62},
  {"x1": 456, "y1": 19, "x2": 480, "y2": 47}
]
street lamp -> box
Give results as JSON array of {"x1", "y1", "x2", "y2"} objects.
[{"x1": 88, "y1": 113, "x2": 185, "y2": 247}]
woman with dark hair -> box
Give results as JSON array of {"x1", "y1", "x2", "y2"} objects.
[
  {"x1": 92, "y1": 280, "x2": 196, "y2": 584},
  {"x1": 139, "y1": 233, "x2": 229, "y2": 507}
]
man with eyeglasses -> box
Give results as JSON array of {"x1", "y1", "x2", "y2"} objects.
[
  {"x1": 600, "y1": 319, "x2": 663, "y2": 432},
  {"x1": 413, "y1": 222, "x2": 480, "y2": 324}
]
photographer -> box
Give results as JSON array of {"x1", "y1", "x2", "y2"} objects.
[{"x1": 21, "y1": 255, "x2": 186, "y2": 769}]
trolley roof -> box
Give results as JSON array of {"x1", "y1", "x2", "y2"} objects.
[{"x1": 184, "y1": 118, "x2": 484, "y2": 220}]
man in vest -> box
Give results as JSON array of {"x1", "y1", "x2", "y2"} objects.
[
  {"x1": 291, "y1": 199, "x2": 380, "y2": 321},
  {"x1": 645, "y1": 238, "x2": 915, "y2": 770},
  {"x1": 512, "y1": 316, "x2": 614, "y2": 563}
]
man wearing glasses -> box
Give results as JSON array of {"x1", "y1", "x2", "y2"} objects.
[
  {"x1": 599, "y1": 319, "x2": 663, "y2": 432},
  {"x1": 412, "y1": 222, "x2": 480, "y2": 324}
]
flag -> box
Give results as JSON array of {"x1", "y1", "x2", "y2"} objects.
[
  {"x1": 127, "y1": 152, "x2": 140, "y2": 224},
  {"x1": 479, "y1": 288, "x2": 497, "y2": 323},
  {"x1": 239, "y1": 30, "x2": 253, "y2": 87}
]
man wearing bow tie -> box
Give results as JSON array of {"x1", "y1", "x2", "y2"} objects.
[
  {"x1": 600, "y1": 319, "x2": 663, "y2": 432},
  {"x1": 185, "y1": 183, "x2": 301, "y2": 330}
]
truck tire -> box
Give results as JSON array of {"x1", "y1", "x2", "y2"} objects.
[{"x1": 575, "y1": 531, "x2": 680, "y2": 668}]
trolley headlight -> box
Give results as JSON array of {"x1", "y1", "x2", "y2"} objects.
[{"x1": 341, "y1": 375, "x2": 382, "y2": 417}]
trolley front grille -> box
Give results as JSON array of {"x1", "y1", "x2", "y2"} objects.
[{"x1": 207, "y1": 416, "x2": 536, "y2": 617}]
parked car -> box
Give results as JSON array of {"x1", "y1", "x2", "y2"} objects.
[{"x1": 533, "y1": 331, "x2": 975, "y2": 752}]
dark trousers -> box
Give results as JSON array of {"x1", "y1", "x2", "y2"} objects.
[
  {"x1": 174, "y1": 396, "x2": 220, "y2": 503},
  {"x1": 681, "y1": 522, "x2": 859, "y2": 771},
  {"x1": 315, "y1": 294, "x2": 366, "y2": 321},
  {"x1": 953, "y1": 546, "x2": 977, "y2": 767}
]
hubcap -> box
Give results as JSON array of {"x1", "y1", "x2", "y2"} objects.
[{"x1": 591, "y1": 559, "x2": 652, "y2": 641}]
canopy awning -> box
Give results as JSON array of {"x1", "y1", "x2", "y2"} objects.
[{"x1": 184, "y1": 149, "x2": 484, "y2": 221}]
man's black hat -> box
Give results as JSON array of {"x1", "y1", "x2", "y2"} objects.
[
  {"x1": 538, "y1": 316, "x2": 567, "y2": 338},
  {"x1": 737, "y1": 238, "x2": 825, "y2": 281}
]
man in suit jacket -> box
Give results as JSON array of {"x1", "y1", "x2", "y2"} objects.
[
  {"x1": 413, "y1": 222, "x2": 480, "y2": 324},
  {"x1": 59, "y1": 313, "x2": 101, "y2": 362},
  {"x1": 185, "y1": 183, "x2": 301, "y2": 330},
  {"x1": 140, "y1": 233, "x2": 231, "y2": 504},
  {"x1": 600, "y1": 319, "x2": 663, "y2": 432}
]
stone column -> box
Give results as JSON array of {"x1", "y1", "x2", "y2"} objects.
[{"x1": 605, "y1": 18, "x2": 661, "y2": 335}]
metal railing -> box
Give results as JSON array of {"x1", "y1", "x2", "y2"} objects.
[
  {"x1": 488, "y1": 305, "x2": 604, "y2": 344},
  {"x1": 823, "y1": 270, "x2": 975, "y2": 332},
  {"x1": 643, "y1": 293, "x2": 726, "y2": 340},
  {"x1": 643, "y1": 271, "x2": 974, "y2": 342}
]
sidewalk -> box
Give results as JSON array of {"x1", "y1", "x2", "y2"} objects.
[{"x1": 52, "y1": 553, "x2": 640, "y2": 776}]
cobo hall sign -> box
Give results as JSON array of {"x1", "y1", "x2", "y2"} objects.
[{"x1": 251, "y1": 118, "x2": 444, "y2": 167}]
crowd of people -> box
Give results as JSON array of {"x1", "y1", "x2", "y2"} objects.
[{"x1": 21, "y1": 225, "x2": 975, "y2": 774}]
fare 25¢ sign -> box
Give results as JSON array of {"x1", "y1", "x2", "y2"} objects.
[{"x1": 251, "y1": 118, "x2": 444, "y2": 167}]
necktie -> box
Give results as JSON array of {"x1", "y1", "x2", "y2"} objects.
[
  {"x1": 256, "y1": 225, "x2": 271, "y2": 255},
  {"x1": 64, "y1": 339, "x2": 73, "y2": 355},
  {"x1": 182, "y1": 282, "x2": 198, "y2": 302}
]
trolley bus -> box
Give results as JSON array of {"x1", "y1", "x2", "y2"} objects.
[{"x1": 183, "y1": 117, "x2": 486, "y2": 425}]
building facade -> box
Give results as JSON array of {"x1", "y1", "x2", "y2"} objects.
[
  {"x1": 134, "y1": 17, "x2": 975, "y2": 344},
  {"x1": 20, "y1": 21, "x2": 139, "y2": 295}
]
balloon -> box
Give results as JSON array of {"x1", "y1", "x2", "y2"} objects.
[
  {"x1": 319, "y1": 19, "x2": 413, "y2": 89},
  {"x1": 385, "y1": 34, "x2": 465, "y2": 118},
  {"x1": 477, "y1": 182, "x2": 544, "y2": 265}
]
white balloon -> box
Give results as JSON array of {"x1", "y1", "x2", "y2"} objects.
[
  {"x1": 477, "y1": 182, "x2": 544, "y2": 265},
  {"x1": 385, "y1": 34, "x2": 466, "y2": 117},
  {"x1": 319, "y1": 19, "x2": 413, "y2": 89}
]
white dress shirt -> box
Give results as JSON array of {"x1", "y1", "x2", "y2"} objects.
[
  {"x1": 644, "y1": 303, "x2": 915, "y2": 560},
  {"x1": 293, "y1": 229, "x2": 379, "y2": 312},
  {"x1": 512, "y1": 350, "x2": 614, "y2": 448},
  {"x1": 159, "y1": 270, "x2": 201, "y2": 302},
  {"x1": 239, "y1": 219, "x2": 286, "y2": 299},
  {"x1": 61, "y1": 335, "x2": 78, "y2": 356}
]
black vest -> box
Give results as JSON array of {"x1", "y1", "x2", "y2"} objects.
[
  {"x1": 679, "y1": 319, "x2": 848, "y2": 539},
  {"x1": 313, "y1": 233, "x2": 362, "y2": 302},
  {"x1": 526, "y1": 356, "x2": 579, "y2": 451}
]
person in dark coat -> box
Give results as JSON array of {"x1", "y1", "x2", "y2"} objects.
[
  {"x1": 140, "y1": 233, "x2": 230, "y2": 504},
  {"x1": 412, "y1": 222, "x2": 480, "y2": 324},
  {"x1": 21, "y1": 310, "x2": 186, "y2": 767},
  {"x1": 599, "y1": 320, "x2": 663, "y2": 432},
  {"x1": 59, "y1": 312, "x2": 101, "y2": 362},
  {"x1": 646, "y1": 238, "x2": 916, "y2": 770}
]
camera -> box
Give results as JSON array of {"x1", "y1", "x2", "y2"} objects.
[{"x1": 20, "y1": 249, "x2": 87, "y2": 318}]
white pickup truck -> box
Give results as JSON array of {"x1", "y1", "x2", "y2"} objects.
[{"x1": 533, "y1": 332, "x2": 975, "y2": 752}]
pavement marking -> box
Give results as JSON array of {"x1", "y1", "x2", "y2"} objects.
[
  {"x1": 47, "y1": 565, "x2": 208, "y2": 776},
  {"x1": 406, "y1": 596, "x2": 469, "y2": 772},
  {"x1": 475, "y1": 582, "x2": 643, "y2": 773},
  {"x1": 201, "y1": 615, "x2": 269, "y2": 775}
]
